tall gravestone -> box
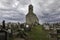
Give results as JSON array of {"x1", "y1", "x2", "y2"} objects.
[
  {"x1": 26, "y1": 4, "x2": 39, "y2": 25},
  {"x1": 0, "y1": 30, "x2": 7, "y2": 40},
  {"x1": 0, "y1": 20, "x2": 8, "y2": 40}
]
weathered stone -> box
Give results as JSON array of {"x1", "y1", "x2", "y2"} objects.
[{"x1": 26, "y1": 4, "x2": 39, "y2": 25}]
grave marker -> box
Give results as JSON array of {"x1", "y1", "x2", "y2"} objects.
[{"x1": 0, "y1": 30, "x2": 7, "y2": 40}]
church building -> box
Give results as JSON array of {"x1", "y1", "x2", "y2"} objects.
[{"x1": 26, "y1": 4, "x2": 39, "y2": 25}]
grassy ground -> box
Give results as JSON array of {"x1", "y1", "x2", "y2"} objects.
[
  {"x1": 10, "y1": 25, "x2": 49, "y2": 40},
  {"x1": 28, "y1": 25, "x2": 49, "y2": 40}
]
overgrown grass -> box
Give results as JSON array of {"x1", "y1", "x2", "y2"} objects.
[{"x1": 28, "y1": 25, "x2": 49, "y2": 40}]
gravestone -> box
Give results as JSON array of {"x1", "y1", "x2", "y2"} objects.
[
  {"x1": 57, "y1": 30, "x2": 60, "y2": 40},
  {"x1": 0, "y1": 20, "x2": 8, "y2": 40},
  {"x1": 57, "y1": 30, "x2": 60, "y2": 34},
  {"x1": 0, "y1": 30, "x2": 7, "y2": 40},
  {"x1": 26, "y1": 4, "x2": 39, "y2": 25}
]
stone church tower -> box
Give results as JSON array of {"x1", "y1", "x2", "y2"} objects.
[{"x1": 26, "y1": 4, "x2": 39, "y2": 25}]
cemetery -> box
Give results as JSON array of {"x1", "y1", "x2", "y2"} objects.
[
  {"x1": 0, "y1": 20, "x2": 30, "y2": 40},
  {"x1": 43, "y1": 23, "x2": 60, "y2": 40},
  {"x1": 1, "y1": 20, "x2": 60, "y2": 40},
  {"x1": 0, "y1": 3, "x2": 48, "y2": 40},
  {"x1": 0, "y1": 20, "x2": 50, "y2": 40},
  {"x1": 0, "y1": 3, "x2": 60, "y2": 40}
]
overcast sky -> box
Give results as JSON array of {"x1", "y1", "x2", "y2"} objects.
[{"x1": 0, "y1": 0, "x2": 60, "y2": 24}]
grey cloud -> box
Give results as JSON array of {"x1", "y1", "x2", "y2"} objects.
[
  {"x1": 18, "y1": 0, "x2": 30, "y2": 5},
  {"x1": 0, "y1": 0, "x2": 30, "y2": 23},
  {"x1": 0, "y1": 0, "x2": 60, "y2": 24},
  {"x1": 36, "y1": 0, "x2": 60, "y2": 23},
  {"x1": 0, "y1": 8, "x2": 25, "y2": 23}
]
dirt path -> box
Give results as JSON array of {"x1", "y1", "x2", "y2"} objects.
[{"x1": 14, "y1": 38, "x2": 25, "y2": 40}]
